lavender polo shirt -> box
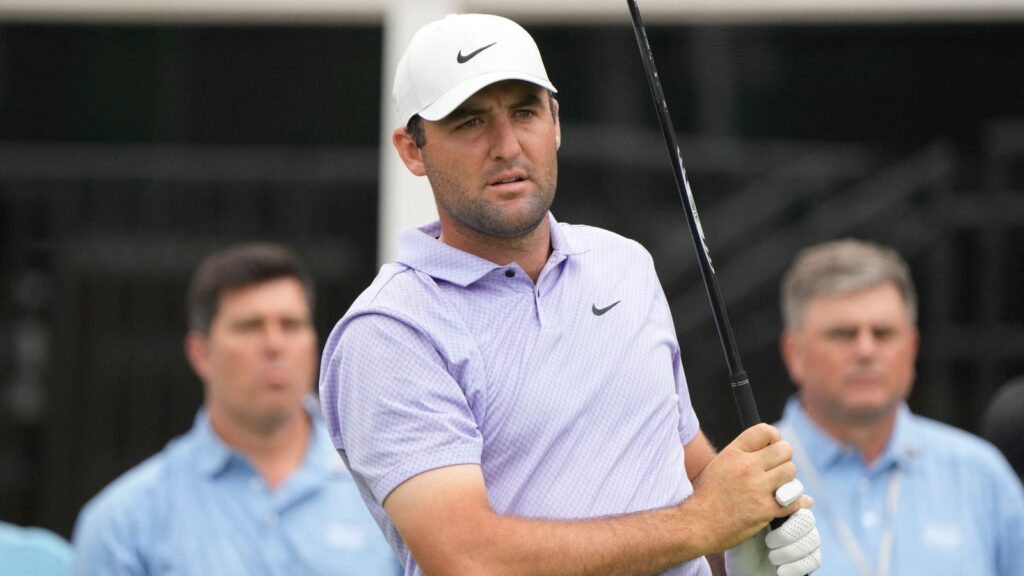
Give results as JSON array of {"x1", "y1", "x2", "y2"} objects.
[{"x1": 320, "y1": 213, "x2": 709, "y2": 576}]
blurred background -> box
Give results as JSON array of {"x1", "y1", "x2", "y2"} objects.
[{"x1": 1, "y1": 0, "x2": 1022, "y2": 540}]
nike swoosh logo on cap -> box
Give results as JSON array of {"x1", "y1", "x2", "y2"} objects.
[
  {"x1": 592, "y1": 301, "x2": 621, "y2": 316},
  {"x1": 457, "y1": 42, "x2": 497, "y2": 64}
]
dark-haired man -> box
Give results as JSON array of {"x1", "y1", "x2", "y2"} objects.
[
  {"x1": 321, "y1": 13, "x2": 821, "y2": 576},
  {"x1": 74, "y1": 243, "x2": 399, "y2": 576}
]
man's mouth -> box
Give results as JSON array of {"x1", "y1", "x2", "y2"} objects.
[
  {"x1": 846, "y1": 371, "x2": 882, "y2": 386},
  {"x1": 261, "y1": 366, "x2": 290, "y2": 385},
  {"x1": 488, "y1": 169, "x2": 529, "y2": 187}
]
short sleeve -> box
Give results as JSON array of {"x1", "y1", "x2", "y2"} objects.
[
  {"x1": 322, "y1": 312, "x2": 484, "y2": 504},
  {"x1": 0, "y1": 523, "x2": 73, "y2": 576},
  {"x1": 72, "y1": 494, "x2": 147, "y2": 576},
  {"x1": 644, "y1": 252, "x2": 701, "y2": 447},
  {"x1": 673, "y1": 351, "x2": 700, "y2": 447},
  {"x1": 991, "y1": 451, "x2": 1024, "y2": 575}
]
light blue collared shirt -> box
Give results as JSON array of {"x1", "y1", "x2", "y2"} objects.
[
  {"x1": 321, "y1": 214, "x2": 707, "y2": 576},
  {"x1": 72, "y1": 399, "x2": 400, "y2": 576},
  {"x1": 777, "y1": 397, "x2": 1024, "y2": 576},
  {"x1": 0, "y1": 521, "x2": 72, "y2": 576}
]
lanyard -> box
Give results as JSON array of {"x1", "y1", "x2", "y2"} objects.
[{"x1": 782, "y1": 423, "x2": 902, "y2": 576}]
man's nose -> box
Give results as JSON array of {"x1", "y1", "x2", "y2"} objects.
[
  {"x1": 853, "y1": 329, "x2": 879, "y2": 356},
  {"x1": 263, "y1": 324, "x2": 287, "y2": 352},
  {"x1": 489, "y1": 117, "x2": 522, "y2": 160}
]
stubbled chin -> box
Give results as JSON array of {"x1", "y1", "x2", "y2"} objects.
[
  {"x1": 842, "y1": 391, "x2": 901, "y2": 416},
  {"x1": 257, "y1": 381, "x2": 292, "y2": 393},
  {"x1": 486, "y1": 183, "x2": 531, "y2": 199},
  {"x1": 839, "y1": 378, "x2": 889, "y2": 398}
]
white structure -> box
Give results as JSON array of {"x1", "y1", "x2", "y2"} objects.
[{"x1": 2, "y1": 0, "x2": 1024, "y2": 23}]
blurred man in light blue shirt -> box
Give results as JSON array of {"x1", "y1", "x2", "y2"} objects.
[
  {"x1": 72, "y1": 243, "x2": 399, "y2": 576},
  {"x1": 776, "y1": 239, "x2": 1024, "y2": 576},
  {"x1": 1, "y1": 520, "x2": 72, "y2": 576},
  {"x1": 981, "y1": 376, "x2": 1024, "y2": 482}
]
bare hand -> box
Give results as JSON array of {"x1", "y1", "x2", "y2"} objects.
[{"x1": 682, "y1": 423, "x2": 810, "y2": 553}]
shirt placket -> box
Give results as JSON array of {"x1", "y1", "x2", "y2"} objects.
[{"x1": 246, "y1": 473, "x2": 291, "y2": 575}]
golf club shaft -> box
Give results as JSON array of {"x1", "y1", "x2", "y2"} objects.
[{"x1": 625, "y1": 0, "x2": 760, "y2": 429}]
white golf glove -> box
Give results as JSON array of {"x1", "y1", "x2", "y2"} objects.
[{"x1": 724, "y1": 481, "x2": 822, "y2": 576}]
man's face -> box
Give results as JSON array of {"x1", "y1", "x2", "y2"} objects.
[
  {"x1": 187, "y1": 277, "x2": 316, "y2": 433},
  {"x1": 781, "y1": 282, "x2": 920, "y2": 427},
  {"x1": 397, "y1": 80, "x2": 560, "y2": 241}
]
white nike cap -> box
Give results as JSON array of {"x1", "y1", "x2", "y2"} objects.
[{"x1": 393, "y1": 13, "x2": 558, "y2": 127}]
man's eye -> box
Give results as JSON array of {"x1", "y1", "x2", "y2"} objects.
[
  {"x1": 514, "y1": 109, "x2": 537, "y2": 119},
  {"x1": 235, "y1": 321, "x2": 261, "y2": 332},
  {"x1": 282, "y1": 319, "x2": 308, "y2": 332},
  {"x1": 825, "y1": 328, "x2": 856, "y2": 341},
  {"x1": 456, "y1": 118, "x2": 481, "y2": 130},
  {"x1": 873, "y1": 327, "x2": 896, "y2": 340}
]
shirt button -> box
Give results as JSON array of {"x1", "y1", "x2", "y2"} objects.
[
  {"x1": 862, "y1": 511, "x2": 879, "y2": 528},
  {"x1": 265, "y1": 510, "x2": 279, "y2": 525},
  {"x1": 505, "y1": 269, "x2": 515, "y2": 278},
  {"x1": 249, "y1": 478, "x2": 262, "y2": 491}
]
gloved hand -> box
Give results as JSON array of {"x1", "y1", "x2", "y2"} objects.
[
  {"x1": 724, "y1": 480, "x2": 822, "y2": 576},
  {"x1": 724, "y1": 509, "x2": 821, "y2": 576}
]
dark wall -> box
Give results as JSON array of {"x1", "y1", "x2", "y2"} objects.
[{"x1": 0, "y1": 25, "x2": 381, "y2": 145}]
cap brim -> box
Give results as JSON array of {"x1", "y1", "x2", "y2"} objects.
[{"x1": 417, "y1": 71, "x2": 558, "y2": 122}]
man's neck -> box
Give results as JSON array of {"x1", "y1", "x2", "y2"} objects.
[
  {"x1": 438, "y1": 216, "x2": 552, "y2": 282},
  {"x1": 210, "y1": 408, "x2": 311, "y2": 489},
  {"x1": 803, "y1": 403, "x2": 898, "y2": 466}
]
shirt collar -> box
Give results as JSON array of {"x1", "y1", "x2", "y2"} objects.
[
  {"x1": 192, "y1": 408, "x2": 234, "y2": 477},
  {"x1": 192, "y1": 396, "x2": 335, "y2": 478},
  {"x1": 783, "y1": 396, "x2": 919, "y2": 473},
  {"x1": 395, "y1": 212, "x2": 588, "y2": 286}
]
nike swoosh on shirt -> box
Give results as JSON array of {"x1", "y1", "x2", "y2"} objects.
[
  {"x1": 592, "y1": 301, "x2": 621, "y2": 316},
  {"x1": 457, "y1": 42, "x2": 497, "y2": 63}
]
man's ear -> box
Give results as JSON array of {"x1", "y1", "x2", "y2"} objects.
[
  {"x1": 780, "y1": 329, "x2": 804, "y2": 388},
  {"x1": 184, "y1": 331, "x2": 211, "y2": 382},
  {"x1": 393, "y1": 127, "x2": 427, "y2": 176},
  {"x1": 552, "y1": 98, "x2": 561, "y2": 151}
]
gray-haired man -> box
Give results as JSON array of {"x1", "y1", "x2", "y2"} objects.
[{"x1": 777, "y1": 238, "x2": 1024, "y2": 576}]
